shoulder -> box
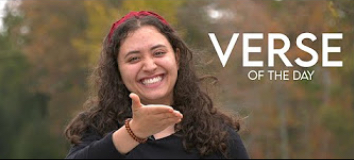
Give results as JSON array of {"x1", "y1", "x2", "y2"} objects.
[
  {"x1": 224, "y1": 126, "x2": 242, "y2": 146},
  {"x1": 225, "y1": 126, "x2": 250, "y2": 159},
  {"x1": 225, "y1": 125, "x2": 240, "y2": 138}
]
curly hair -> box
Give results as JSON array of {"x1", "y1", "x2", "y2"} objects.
[{"x1": 65, "y1": 15, "x2": 240, "y2": 157}]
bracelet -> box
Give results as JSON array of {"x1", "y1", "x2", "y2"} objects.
[{"x1": 125, "y1": 118, "x2": 147, "y2": 143}]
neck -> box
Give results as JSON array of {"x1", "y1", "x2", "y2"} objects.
[{"x1": 141, "y1": 95, "x2": 173, "y2": 106}]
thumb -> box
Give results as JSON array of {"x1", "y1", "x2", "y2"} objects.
[{"x1": 130, "y1": 93, "x2": 142, "y2": 111}]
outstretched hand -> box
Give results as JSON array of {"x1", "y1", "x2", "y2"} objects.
[{"x1": 129, "y1": 93, "x2": 183, "y2": 139}]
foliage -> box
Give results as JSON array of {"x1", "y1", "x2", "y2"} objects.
[{"x1": 0, "y1": 0, "x2": 353, "y2": 158}]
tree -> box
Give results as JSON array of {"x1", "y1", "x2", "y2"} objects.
[{"x1": 0, "y1": 2, "x2": 63, "y2": 158}]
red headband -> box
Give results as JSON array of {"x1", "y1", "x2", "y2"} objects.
[{"x1": 108, "y1": 11, "x2": 171, "y2": 42}]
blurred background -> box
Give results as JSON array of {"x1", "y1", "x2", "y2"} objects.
[{"x1": 0, "y1": 0, "x2": 353, "y2": 158}]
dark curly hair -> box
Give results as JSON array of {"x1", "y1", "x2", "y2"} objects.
[{"x1": 65, "y1": 15, "x2": 240, "y2": 157}]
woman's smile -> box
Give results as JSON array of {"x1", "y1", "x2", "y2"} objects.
[{"x1": 139, "y1": 74, "x2": 164, "y2": 88}]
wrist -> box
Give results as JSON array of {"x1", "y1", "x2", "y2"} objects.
[
  {"x1": 125, "y1": 118, "x2": 148, "y2": 143},
  {"x1": 129, "y1": 119, "x2": 150, "y2": 138}
]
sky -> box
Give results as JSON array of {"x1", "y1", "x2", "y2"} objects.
[{"x1": 0, "y1": 0, "x2": 7, "y2": 31}]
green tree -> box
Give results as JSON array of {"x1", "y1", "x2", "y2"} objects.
[
  {"x1": 0, "y1": 3, "x2": 63, "y2": 158},
  {"x1": 0, "y1": 1, "x2": 88, "y2": 158}
]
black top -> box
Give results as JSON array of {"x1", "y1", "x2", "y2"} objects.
[{"x1": 66, "y1": 127, "x2": 249, "y2": 159}]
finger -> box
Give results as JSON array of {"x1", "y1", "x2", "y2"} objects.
[
  {"x1": 159, "y1": 112, "x2": 183, "y2": 120},
  {"x1": 147, "y1": 105, "x2": 174, "y2": 114},
  {"x1": 149, "y1": 114, "x2": 182, "y2": 128},
  {"x1": 156, "y1": 110, "x2": 183, "y2": 118},
  {"x1": 145, "y1": 104, "x2": 173, "y2": 110},
  {"x1": 130, "y1": 93, "x2": 142, "y2": 111},
  {"x1": 154, "y1": 112, "x2": 176, "y2": 120},
  {"x1": 173, "y1": 110, "x2": 183, "y2": 118},
  {"x1": 164, "y1": 116, "x2": 183, "y2": 125}
]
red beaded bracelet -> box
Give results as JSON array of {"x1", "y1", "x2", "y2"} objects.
[{"x1": 125, "y1": 118, "x2": 148, "y2": 143}]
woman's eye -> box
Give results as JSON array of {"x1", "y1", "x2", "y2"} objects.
[
  {"x1": 154, "y1": 51, "x2": 166, "y2": 56},
  {"x1": 128, "y1": 57, "x2": 139, "y2": 63}
]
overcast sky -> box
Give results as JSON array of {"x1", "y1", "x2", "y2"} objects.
[{"x1": 0, "y1": 0, "x2": 8, "y2": 31}]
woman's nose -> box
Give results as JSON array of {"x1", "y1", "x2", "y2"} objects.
[{"x1": 142, "y1": 58, "x2": 157, "y2": 72}]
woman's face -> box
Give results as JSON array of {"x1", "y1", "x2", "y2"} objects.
[{"x1": 118, "y1": 26, "x2": 179, "y2": 105}]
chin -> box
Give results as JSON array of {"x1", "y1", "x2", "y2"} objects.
[{"x1": 142, "y1": 93, "x2": 170, "y2": 104}]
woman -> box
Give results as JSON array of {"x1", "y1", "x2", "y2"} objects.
[{"x1": 65, "y1": 11, "x2": 249, "y2": 159}]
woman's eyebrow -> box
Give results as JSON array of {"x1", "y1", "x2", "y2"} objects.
[
  {"x1": 124, "y1": 44, "x2": 167, "y2": 59},
  {"x1": 151, "y1": 44, "x2": 167, "y2": 51},
  {"x1": 124, "y1": 50, "x2": 140, "y2": 59}
]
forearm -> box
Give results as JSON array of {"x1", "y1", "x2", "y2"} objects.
[
  {"x1": 112, "y1": 119, "x2": 152, "y2": 154},
  {"x1": 112, "y1": 125, "x2": 140, "y2": 154},
  {"x1": 66, "y1": 131, "x2": 125, "y2": 159}
]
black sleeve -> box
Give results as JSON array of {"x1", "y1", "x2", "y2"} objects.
[
  {"x1": 227, "y1": 129, "x2": 250, "y2": 159},
  {"x1": 65, "y1": 128, "x2": 125, "y2": 159}
]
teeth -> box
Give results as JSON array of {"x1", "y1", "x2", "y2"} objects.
[{"x1": 142, "y1": 76, "x2": 162, "y2": 85}]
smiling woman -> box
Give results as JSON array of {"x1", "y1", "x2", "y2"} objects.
[{"x1": 64, "y1": 11, "x2": 249, "y2": 159}]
